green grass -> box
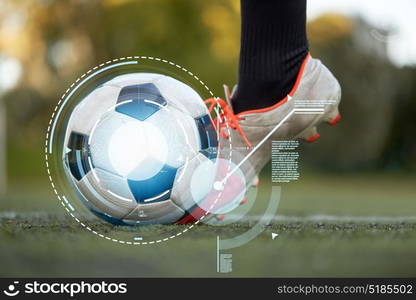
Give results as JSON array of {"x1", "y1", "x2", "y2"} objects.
[{"x1": 1, "y1": 172, "x2": 416, "y2": 277}]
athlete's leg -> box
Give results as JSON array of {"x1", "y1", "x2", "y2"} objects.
[{"x1": 232, "y1": 0, "x2": 309, "y2": 114}]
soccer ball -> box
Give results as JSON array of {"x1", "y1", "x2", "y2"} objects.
[{"x1": 63, "y1": 73, "x2": 218, "y2": 225}]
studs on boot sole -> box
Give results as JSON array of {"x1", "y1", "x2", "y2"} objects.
[
  {"x1": 216, "y1": 215, "x2": 225, "y2": 221},
  {"x1": 306, "y1": 133, "x2": 321, "y2": 143},
  {"x1": 301, "y1": 126, "x2": 319, "y2": 143},
  {"x1": 251, "y1": 176, "x2": 260, "y2": 188},
  {"x1": 328, "y1": 114, "x2": 341, "y2": 126},
  {"x1": 240, "y1": 197, "x2": 248, "y2": 205}
]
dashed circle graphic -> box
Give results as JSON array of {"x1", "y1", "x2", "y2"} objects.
[{"x1": 45, "y1": 56, "x2": 234, "y2": 245}]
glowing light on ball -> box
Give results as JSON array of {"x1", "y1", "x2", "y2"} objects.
[{"x1": 108, "y1": 121, "x2": 168, "y2": 180}]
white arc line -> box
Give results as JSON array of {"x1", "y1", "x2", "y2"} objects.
[
  {"x1": 45, "y1": 56, "x2": 218, "y2": 245},
  {"x1": 143, "y1": 99, "x2": 166, "y2": 108},
  {"x1": 62, "y1": 195, "x2": 75, "y2": 211},
  {"x1": 143, "y1": 190, "x2": 170, "y2": 203},
  {"x1": 49, "y1": 61, "x2": 138, "y2": 154},
  {"x1": 216, "y1": 235, "x2": 220, "y2": 272},
  {"x1": 107, "y1": 190, "x2": 133, "y2": 202}
]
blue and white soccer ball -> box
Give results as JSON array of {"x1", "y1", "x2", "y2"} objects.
[{"x1": 63, "y1": 73, "x2": 218, "y2": 225}]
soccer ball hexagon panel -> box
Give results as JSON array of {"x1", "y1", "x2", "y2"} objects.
[{"x1": 63, "y1": 73, "x2": 218, "y2": 225}]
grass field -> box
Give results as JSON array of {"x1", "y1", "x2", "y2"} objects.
[{"x1": 1, "y1": 172, "x2": 416, "y2": 277}]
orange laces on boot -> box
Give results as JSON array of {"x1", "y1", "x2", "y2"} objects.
[{"x1": 204, "y1": 97, "x2": 252, "y2": 148}]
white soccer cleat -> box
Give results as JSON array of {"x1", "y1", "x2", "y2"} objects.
[
  {"x1": 206, "y1": 53, "x2": 342, "y2": 179},
  {"x1": 180, "y1": 54, "x2": 342, "y2": 223}
]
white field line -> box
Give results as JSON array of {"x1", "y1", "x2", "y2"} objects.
[
  {"x1": 1, "y1": 212, "x2": 416, "y2": 223},
  {"x1": 241, "y1": 214, "x2": 416, "y2": 223}
]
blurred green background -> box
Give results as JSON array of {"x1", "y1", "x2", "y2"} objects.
[
  {"x1": 1, "y1": 0, "x2": 415, "y2": 184},
  {"x1": 0, "y1": 0, "x2": 415, "y2": 277}
]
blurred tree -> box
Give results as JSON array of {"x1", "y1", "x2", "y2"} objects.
[
  {"x1": 0, "y1": 55, "x2": 23, "y2": 192},
  {"x1": 0, "y1": 97, "x2": 4, "y2": 194},
  {"x1": 0, "y1": 1, "x2": 415, "y2": 181},
  {"x1": 381, "y1": 67, "x2": 416, "y2": 171},
  {"x1": 0, "y1": 0, "x2": 241, "y2": 180},
  {"x1": 302, "y1": 14, "x2": 410, "y2": 171}
]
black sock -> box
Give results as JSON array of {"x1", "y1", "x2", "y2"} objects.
[{"x1": 232, "y1": 0, "x2": 309, "y2": 114}]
